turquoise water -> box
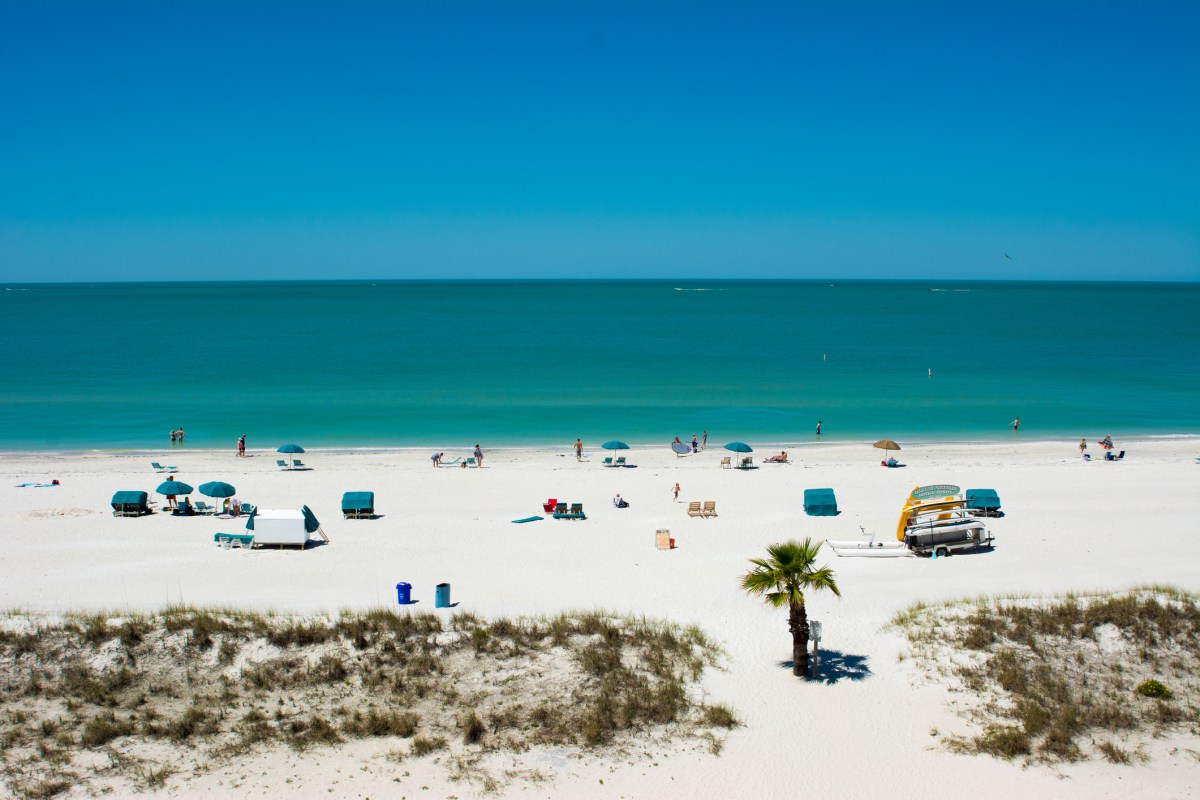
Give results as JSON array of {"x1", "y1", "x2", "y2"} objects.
[{"x1": 0, "y1": 280, "x2": 1197, "y2": 450}]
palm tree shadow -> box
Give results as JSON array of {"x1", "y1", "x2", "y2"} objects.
[{"x1": 777, "y1": 649, "x2": 872, "y2": 684}]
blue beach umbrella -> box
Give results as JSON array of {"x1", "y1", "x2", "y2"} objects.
[
  {"x1": 724, "y1": 442, "x2": 753, "y2": 453},
  {"x1": 155, "y1": 480, "x2": 193, "y2": 496},
  {"x1": 601, "y1": 441, "x2": 629, "y2": 451},
  {"x1": 277, "y1": 443, "x2": 305, "y2": 467},
  {"x1": 198, "y1": 481, "x2": 236, "y2": 498}
]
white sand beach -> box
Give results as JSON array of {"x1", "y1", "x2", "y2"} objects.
[{"x1": 2, "y1": 437, "x2": 1198, "y2": 799}]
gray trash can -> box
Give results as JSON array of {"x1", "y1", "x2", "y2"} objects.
[{"x1": 435, "y1": 582, "x2": 451, "y2": 608}]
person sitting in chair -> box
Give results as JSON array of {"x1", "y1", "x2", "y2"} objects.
[
  {"x1": 180, "y1": 497, "x2": 193, "y2": 516},
  {"x1": 613, "y1": 494, "x2": 629, "y2": 508}
]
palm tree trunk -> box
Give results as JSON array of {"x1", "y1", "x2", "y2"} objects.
[{"x1": 788, "y1": 600, "x2": 810, "y2": 677}]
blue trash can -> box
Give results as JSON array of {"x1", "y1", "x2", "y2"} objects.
[
  {"x1": 395, "y1": 582, "x2": 412, "y2": 605},
  {"x1": 435, "y1": 582, "x2": 451, "y2": 608}
]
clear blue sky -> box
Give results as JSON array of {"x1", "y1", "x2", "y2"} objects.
[{"x1": 1, "y1": 0, "x2": 1197, "y2": 281}]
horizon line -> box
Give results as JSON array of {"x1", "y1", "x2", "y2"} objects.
[{"x1": 4, "y1": 277, "x2": 1198, "y2": 287}]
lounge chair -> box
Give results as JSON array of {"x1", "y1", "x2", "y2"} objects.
[
  {"x1": 738, "y1": 457, "x2": 756, "y2": 469},
  {"x1": 194, "y1": 500, "x2": 216, "y2": 514},
  {"x1": 553, "y1": 502, "x2": 567, "y2": 515},
  {"x1": 111, "y1": 491, "x2": 149, "y2": 517},
  {"x1": 570, "y1": 503, "x2": 584, "y2": 516},
  {"x1": 151, "y1": 462, "x2": 176, "y2": 473},
  {"x1": 214, "y1": 532, "x2": 255, "y2": 550},
  {"x1": 687, "y1": 501, "x2": 703, "y2": 517},
  {"x1": 702, "y1": 501, "x2": 717, "y2": 517},
  {"x1": 601, "y1": 457, "x2": 614, "y2": 467},
  {"x1": 656, "y1": 529, "x2": 675, "y2": 550},
  {"x1": 341, "y1": 491, "x2": 375, "y2": 519},
  {"x1": 292, "y1": 460, "x2": 306, "y2": 469},
  {"x1": 720, "y1": 456, "x2": 731, "y2": 469},
  {"x1": 1104, "y1": 450, "x2": 1126, "y2": 462},
  {"x1": 615, "y1": 456, "x2": 627, "y2": 467},
  {"x1": 276, "y1": 460, "x2": 290, "y2": 470},
  {"x1": 553, "y1": 503, "x2": 585, "y2": 520},
  {"x1": 439, "y1": 456, "x2": 462, "y2": 467},
  {"x1": 542, "y1": 498, "x2": 558, "y2": 513},
  {"x1": 466, "y1": 457, "x2": 477, "y2": 468},
  {"x1": 803, "y1": 488, "x2": 838, "y2": 517}
]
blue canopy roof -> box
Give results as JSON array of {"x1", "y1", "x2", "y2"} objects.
[
  {"x1": 111, "y1": 491, "x2": 147, "y2": 505},
  {"x1": 341, "y1": 491, "x2": 375, "y2": 510},
  {"x1": 803, "y1": 488, "x2": 839, "y2": 516}
]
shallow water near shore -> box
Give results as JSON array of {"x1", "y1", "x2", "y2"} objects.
[{"x1": 1, "y1": 279, "x2": 1197, "y2": 450}]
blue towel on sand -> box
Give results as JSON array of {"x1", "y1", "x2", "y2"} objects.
[
  {"x1": 16, "y1": 483, "x2": 57, "y2": 488},
  {"x1": 512, "y1": 516, "x2": 544, "y2": 523}
]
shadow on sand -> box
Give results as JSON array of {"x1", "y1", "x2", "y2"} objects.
[{"x1": 778, "y1": 649, "x2": 872, "y2": 684}]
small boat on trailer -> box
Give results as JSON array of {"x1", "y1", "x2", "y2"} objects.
[{"x1": 827, "y1": 528, "x2": 913, "y2": 558}]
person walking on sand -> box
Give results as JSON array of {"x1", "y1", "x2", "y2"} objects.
[
  {"x1": 672, "y1": 482, "x2": 680, "y2": 503},
  {"x1": 1079, "y1": 438, "x2": 1087, "y2": 455},
  {"x1": 237, "y1": 435, "x2": 246, "y2": 457},
  {"x1": 574, "y1": 439, "x2": 583, "y2": 462},
  {"x1": 1011, "y1": 418, "x2": 1020, "y2": 432},
  {"x1": 701, "y1": 430, "x2": 707, "y2": 450},
  {"x1": 474, "y1": 444, "x2": 483, "y2": 468},
  {"x1": 815, "y1": 420, "x2": 822, "y2": 436}
]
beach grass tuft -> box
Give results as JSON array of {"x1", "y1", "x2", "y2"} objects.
[
  {"x1": 893, "y1": 587, "x2": 1200, "y2": 765},
  {"x1": 0, "y1": 607, "x2": 731, "y2": 796}
]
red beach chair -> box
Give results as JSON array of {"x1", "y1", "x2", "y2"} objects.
[{"x1": 542, "y1": 498, "x2": 557, "y2": 513}]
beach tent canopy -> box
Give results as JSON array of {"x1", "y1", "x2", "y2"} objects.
[
  {"x1": 724, "y1": 442, "x2": 753, "y2": 453},
  {"x1": 277, "y1": 444, "x2": 305, "y2": 454},
  {"x1": 341, "y1": 492, "x2": 374, "y2": 516},
  {"x1": 199, "y1": 481, "x2": 236, "y2": 498},
  {"x1": 803, "y1": 488, "x2": 839, "y2": 517},
  {"x1": 601, "y1": 441, "x2": 629, "y2": 450},
  {"x1": 966, "y1": 488, "x2": 1002, "y2": 512},
  {"x1": 155, "y1": 480, "x2": 193, "y2": 496},
  {"x1": 111, "y1": 490, "x2": 150, "y2": 516}
]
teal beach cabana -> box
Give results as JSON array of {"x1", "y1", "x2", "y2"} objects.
[
  {"x1": 342, "y1": 491, "x2": 375, "y2": 519},
  {"x1": 111, "y1": 491, "x2": 149, "y2": 517},
  {"x1": 803, "y1": 488, "x2": 839, "y2": 516}
]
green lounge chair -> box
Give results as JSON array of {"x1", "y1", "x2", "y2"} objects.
[
  {"x1": 292, "y1": 460, "x2": 306, "y2": 469},
  {"x1": 151, "y1": 462, "x2": 176, "y2": 472},
  {"x1": 601, "y1": 457, "x2": 614, "y2": 466},
  {"x1": 615, "y1": 456, "x2": 627, "y2": 467},
  {"x1": 111, "y1": 491, "x2": 149, "y2": 517},
  {"x1": 276, "y1": 460, "x2": 290, "y2": 469},
  {"x1": 214, "y1": 532, "x2": 255, "y2": 550},
  {"x1": 466, "y1": 457, "x2": 477, "y2": 467},
  {"x1": 194, "y1": 500, "x2": 215, "y2": 514}
]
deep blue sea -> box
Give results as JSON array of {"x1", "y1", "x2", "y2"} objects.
[{"x1": 1, "y1": 280, "x2": 1197, "y2": 451}]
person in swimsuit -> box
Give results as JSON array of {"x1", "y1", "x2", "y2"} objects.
[
  {"x1": 474, "y1": 444, "x2": 483, "y2": 467},
  {"x1": 574, "y1": 439, "x2": 583, "y2": 461}
]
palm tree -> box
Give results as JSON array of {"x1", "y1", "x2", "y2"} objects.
[{"x1": 740, "y1": 538, "x2": 840, "y2": 677}]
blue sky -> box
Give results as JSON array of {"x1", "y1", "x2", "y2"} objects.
[{"x1": 1, "y1": 1, "x2": 1197, "y2": 281}]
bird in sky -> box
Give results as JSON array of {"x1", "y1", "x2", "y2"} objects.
[{"x1": 1004, "y1": 253, "x2": 1012, "y2": 260}]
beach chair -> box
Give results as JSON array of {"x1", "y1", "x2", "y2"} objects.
[
  {"x1": 439, "y1": 456, "x2": 462, "y2": 467},
  {"x1": 292, "y1": 460, "x2": 306, "y2": 469},
  {"x1": 151, "y1": 462, "x2": 176, "y2": 473},
  {"x1": 702, "y1": 501, "x2": 717, "y2": 517},
  {"x1": 214, "y1": 532, "x2": 255, "y2": 550},
  {"x1": 656, "y1": 529, "x2": 675, "y2": 550},
  {"x1": 542, "y1": 498, "x2": 558, "y2": 513},
  {"x1": 553, "y1": 502, "x2": 567, "y2": 515},
  {"x1": 466, "y1": 457, "x2": 477, "y2": 468},
  {"x1": 616, "y1": 457, "x2": 627, "y2": 467},
  {"x1": 1105, "y1": 450, "x2": 1126, "y2": 462},
  {"x1": 193, "y1": 500, "x2": 214, "y2": 514},
  {"x1": 569, "y1": 503, "x2": 584, "y2": 518},
  {"x1": 739, "y1": 457, "x2": 755, "y2": 469},
  {"x1": 687, "y1": 501, "x2": 703, "y2": 517},
  {"x1": 601, "y1": 457, "x2": 613, "y2": 467},
  {"x1": 720, "y1": 457, "x2": 731, "y2": 469},
  {"x1": 276, "y1": 460, "x2": 290, "y2": 470}
]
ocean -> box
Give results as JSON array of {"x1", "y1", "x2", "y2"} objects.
[{"x1": 1, "y1": 280, "x2": 1197, "y2": 451}]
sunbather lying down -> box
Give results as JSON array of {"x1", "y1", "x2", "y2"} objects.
[{"x1": 764, "y1": 451, "x2": 788, "y2": 462}]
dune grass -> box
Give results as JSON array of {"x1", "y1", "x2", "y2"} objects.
[
  {"x1": 0, "y1": 607, "x2": 734, "y2": 798},
  {"x1": 890, "y1": 587, "x2": 1200, "y2": 765}
]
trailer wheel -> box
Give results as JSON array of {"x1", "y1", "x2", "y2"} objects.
[{"x1": 935, "y1": 547, "x2": 949, "y2": 558}]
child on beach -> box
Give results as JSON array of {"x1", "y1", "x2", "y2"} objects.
[
  {"x1": 672, "y1": 483, "x2": 680, "y2": 502},
  {"x1": 1079, "y1": 439, "x2": 1087, "y2": 455},
  {"x1": 691, "y1": 434, "x2": 698, "y2": 453}
]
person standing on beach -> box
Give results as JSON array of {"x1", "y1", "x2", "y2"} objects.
[
  {"x1": 574, "y1": 439, "x2": 583, "y2": 461},
  {"x1": 701, "y1": 430, "x2": 707, "y2": 450},
  {"x1": 474, "y1": 444, "x2": 483, "y2": 467},
  {"x1": 691, "y1": 434, "x2": 698, "y2": 453},
  {"x1": 431, "y1": 452, "x2": 442, "y2": 467},
  {"x1": 672, "y1": 482, "x2": 680, "y2": 503},
  {"x1": 815, "y1": 420, "x2": 822, "y2": 436},
  {"x1": 1079, "y1": 438, "x2": 1087, "y2": 455},
  {"x1": 1011, "y1": 418, "x2": 1020, "y2": 432},
  {"x1": 237, "y1": 435, "x2": 246, "y2": 457}
]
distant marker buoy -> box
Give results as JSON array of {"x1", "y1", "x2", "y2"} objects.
[
  {"x1": 928, "y1": 368, "x2": 932, "y2": 378},
  {"x1": 823, "y1": 354, "x2": 827, "y2": 362}
]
